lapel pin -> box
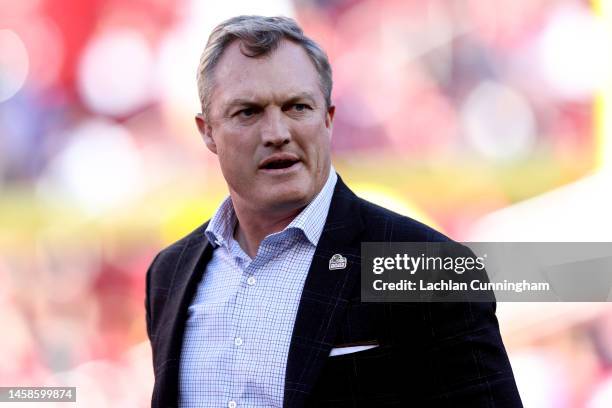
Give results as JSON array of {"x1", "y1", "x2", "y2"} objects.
[{"x1": 329, "y1": 254, "x2": 347, "y2": 270}]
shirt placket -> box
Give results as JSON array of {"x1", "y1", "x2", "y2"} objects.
[{"x1": 226, "y1": 237, "x2": 262, "y2": 406}]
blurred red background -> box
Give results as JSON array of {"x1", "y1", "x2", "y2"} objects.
[{"x1": 1, "y1": 0, "x2": 612, "y2": 406}]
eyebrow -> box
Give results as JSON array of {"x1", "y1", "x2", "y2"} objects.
[
  {"x1": 222, "y1": 92, "x2": 318, "y2": 116},
  {"x1": 283, "y1": 92, "x2": 317, "y2": 106}
]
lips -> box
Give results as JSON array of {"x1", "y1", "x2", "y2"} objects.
[{"x1": 259, "y1": 153, "x2": 301, "y2": 170}]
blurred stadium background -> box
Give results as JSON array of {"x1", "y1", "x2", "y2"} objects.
[{"x1": 1, "y1": 0, "x2": 612, "y2": 406}]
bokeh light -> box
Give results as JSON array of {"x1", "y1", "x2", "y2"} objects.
[
  {"x1": 461, "y1": 80, "x2": 536, "y2": 160},
  {"x1": 78, "y1": 29, "x2": 155, "y2": 116},
  {"x1": 538, "y1": 5, "x2": 612, "y2": 99},
  {"x1": 37, "y1": 119, "x2": 145, "y2": 214},
  {"x1": 0, "y1": 29, "x2": 29, "y2": 102}
]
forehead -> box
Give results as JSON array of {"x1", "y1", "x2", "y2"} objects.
[{"x1": 210, "y1": 40, "x2": 324, "y2": 109}]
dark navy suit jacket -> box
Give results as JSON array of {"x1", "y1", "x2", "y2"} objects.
[{"x1": 145, "y1": 175, "x2": 523, "y2": 407}]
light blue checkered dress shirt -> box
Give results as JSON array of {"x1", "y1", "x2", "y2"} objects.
[{"x1": 179, "y1": 170, "x2": 338, "y2": 408}]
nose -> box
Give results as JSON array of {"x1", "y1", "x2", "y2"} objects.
[{"x1": 261, "y1": 108, "x2": 291, "y2": 148}]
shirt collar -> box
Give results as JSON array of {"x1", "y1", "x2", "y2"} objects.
[
  {"x1": 205, "y1": 167, "x2": 338, "y2": 248},
  {"x1": 284, "y1": 168, "x2": 337, "y2": 246},
  {"x1": 204, "y1": 194, "x2": 236, "y2": 249}
]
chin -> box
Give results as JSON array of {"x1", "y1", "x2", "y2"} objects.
[{"x1": 264, "y1": 186, "x2": 312, "y2": 211}]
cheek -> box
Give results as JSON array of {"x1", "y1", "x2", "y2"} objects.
[
  {"x1": 302, "y1": 122, "x2": 331, "y2": 152},
  {"x1": 216, "y1": 131, "x2": 255, "y2": 168},
  {"x1": 216, "y1": 145, "x2": 244, "y2": 182},
  {"x1": 312, "y1": 127, "x2": 332, "y2": 160}
]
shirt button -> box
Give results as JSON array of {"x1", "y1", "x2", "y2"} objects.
[
  {"x1": 247, "y1": 276, "x2": 256, "y2": 285},
  {"x1": 234, "y1": 337, "x2": 243, "y2": 346},
  {"x1": 228, "y1": 400, "x2": 237, "y2": 408}
]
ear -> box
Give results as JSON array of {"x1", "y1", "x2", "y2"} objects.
[
  {"x1": 325, "y1": 105, "x2": 335, "y2": 129},
  {"x1": 195, "y1": 113, "x2": 217, "y2": 154}
]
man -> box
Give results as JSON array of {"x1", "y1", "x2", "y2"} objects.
[{"x1": 145, "y1": 15, "x2": 522, "y2": 408}]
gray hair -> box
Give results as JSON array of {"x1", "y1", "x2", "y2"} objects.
[{"x1": 196, "y1": 15, "x2": 333, "y2": 118}]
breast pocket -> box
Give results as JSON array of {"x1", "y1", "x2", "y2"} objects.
[
  {"x1": 309, "y1": 303, "x2": 403, "y2": 407},
  {"x1": 333, "y1": 301, "x2": 383, "y2": 347}
]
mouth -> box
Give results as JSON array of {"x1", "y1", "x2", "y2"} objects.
[{"x1": 259, "y1": 154, "x2": 302, "y2": 173}]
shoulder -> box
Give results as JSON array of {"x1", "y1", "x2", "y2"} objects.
[
  {"x1": 354, "y1": 195, "x2": 451, "y2": 243},
  {"x1": 331, "y1": 175, "x2": 450, "y2": 243}
]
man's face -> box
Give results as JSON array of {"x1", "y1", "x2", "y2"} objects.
[{"x1": 196, "y1": 40, "x2": 335, "y2": 215}]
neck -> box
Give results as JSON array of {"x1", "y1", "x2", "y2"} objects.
[{"x1": 232, "y1": 203, "x2": 303, "y2": 258}]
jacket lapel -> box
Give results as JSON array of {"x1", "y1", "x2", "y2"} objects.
[
  {"x1": 154, "y1": 229, "x2": 213, "y2": 408},
  {"x1": 283, "y1": 176, "x2": 365, "y2": 408}
]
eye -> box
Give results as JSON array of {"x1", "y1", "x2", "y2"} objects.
[
  {"x1": 287, "y1": 103, "x2": 310, "y2": 112},
  {"x1": 238, "y1": 107, "x2": 257, "y2": 117}
]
